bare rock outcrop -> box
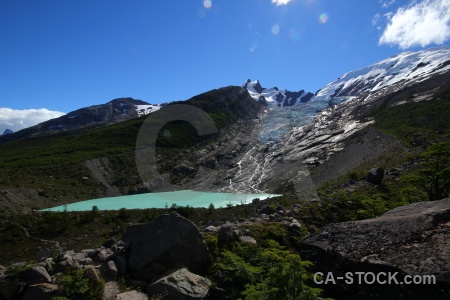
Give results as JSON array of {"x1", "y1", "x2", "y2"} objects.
[{"x1": 300, "y1": 198, "x2": 450, "y2": 300}]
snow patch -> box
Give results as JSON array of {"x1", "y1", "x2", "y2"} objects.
[{"x1": 135, "y1": 104, "x2": 162, "y2": 117}]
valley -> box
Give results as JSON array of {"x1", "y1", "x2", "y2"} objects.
[{"x1": 1, "y1": 46, "x2": 450, "y2": 299}]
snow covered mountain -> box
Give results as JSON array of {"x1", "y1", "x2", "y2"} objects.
[
  {"x1": 243, "y1": 79, "x2": 314, "y2": 107},
  {"x1": 314, "y1": 46, "x2": 450, "y2": 102},
  {"x1": 218, "y1": 46, "x2": 450, "y2": 194},
  {"x1": 0, "y1": 98, "x2": 161, "y2": 142}
]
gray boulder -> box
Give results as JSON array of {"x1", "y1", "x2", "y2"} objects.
[
  {"x1": 122, "y1": 212, "x2": 209, "y2": 283},
  {"x1": 114, "y1": 290, "x2": 148, "y2": 300},
  {"x1": 300, "y1": 198, "x2": 450, "y2": 299},
  {"x1": 23, "y1": 266, "x2": 51, "y2": 285},
  {"x1": 147, "y1": 268, "x2": 210, "y2": 300}
]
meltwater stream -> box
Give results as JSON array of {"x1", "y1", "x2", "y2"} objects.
[{"x1": 40, "y1": 190, "x2": 280, "y2": 212}]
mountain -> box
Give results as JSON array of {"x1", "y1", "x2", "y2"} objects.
[
  {"x1": 1, "y1": 46, "x2": 449, "y2": 211},
  {"x1": 2, "y1": 129, "x2": 13, "y2": 135},
  {"x1": 0, "y1": 98, "x2": 161, "y2": 142},
  {"x1": 243, "y1": 79, "x2": 314, "y2": 107},
  {"x1": 314, "y1": 46, "x2": 450, "y2": 102}
]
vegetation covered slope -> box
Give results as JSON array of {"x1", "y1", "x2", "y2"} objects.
[{"x1": 0, "y1": 86, "x2": 262, "y2": 213}]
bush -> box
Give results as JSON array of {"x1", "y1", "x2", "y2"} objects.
[{"x1": 58, "y1": 269, "x2": 104, "y2": 300}]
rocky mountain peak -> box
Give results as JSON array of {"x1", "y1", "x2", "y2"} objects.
[
  {"x1": 2, "y1": 129, "x2": 13, "y2": 136},
  {"x1": 243, "y1": 79, "x2": 314, "y2": 108}
]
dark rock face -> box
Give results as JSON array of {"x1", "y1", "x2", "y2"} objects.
[
  {"x1": 147, "y1": 268, "x2": 211, "y2": 300},
  {"x1": 300, "y1": 198, "x2": 450, "y2": 300},
  {"x1": 366, "y1": 167, "x2": 384, "y2": 185},
  {"x1": 122, "y1": 213, "x2": 209, "y2": 283}
]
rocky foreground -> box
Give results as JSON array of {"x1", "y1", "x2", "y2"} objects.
[
  {"x1": 301, "y1": 198, "x2": 450, "y2": 300},
  {"x1": 0, "y1": 199, "x2": 449, "y2": 299}
]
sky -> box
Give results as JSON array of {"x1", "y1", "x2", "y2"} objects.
[{"x1": 1, "y1": 0, "x2": 450, "y2": 133}]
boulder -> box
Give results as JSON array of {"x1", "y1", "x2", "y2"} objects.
[
  {"x1": 147, "y1": 268, "x2": 210, "y2": 300},
  {"x1": 239, "y1": 236, "x2": 257, "y2": 244},
  {"x1": 300, "y1": 198, "x2": 450, "y2": 299},
  {"x1": 84, "y1": 266, "x2": 101, "y2": 286},
  {"x1": 22, "y1": 283, "x2": 61, "y2": 300},
  {"x1": 366, "y1": 167, "x2": 384, "y2": 184},
  {"x1": 0, "y1": 281, "x2": 25, "y2": 300},
  {"x1": 217, "y1": 223, "x2": 233, "y2": 244},
  {"x1": 113, "y1": 256, "x2": 127, "y2": 276},
  {"x1": 115, "y1": 290, "x2": 148, "y2": 300},
  {"x1": 122, "y1": 212, "x2": 209, "y2": 283},
  {"x1": 23, "y1": 266, "x2": 52, "y2": 285},
  {"x1": 105, "y1": 261, "x2": 118, "y2": 279},
  {"x1": 203, "y1": 226, "x2": 217, "y2": 233},
  {"x1": 81, "y1": 248, "x2": 100, "y2": 258},
  {"x1": 104, "y1": 281, "x2": 120, "y2": 300},
  {"x1": 98, "y1": 248, "x2": 113, "y2": 261},
  {"x1": 103, "y1": 238, "x2": 116, "y2": 249}
]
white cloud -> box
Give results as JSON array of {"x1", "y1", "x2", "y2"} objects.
[
  {"x1": 272, "y1": 0, "x2": 291, "y2": 6},
  {"x1": 379, "y1": 0, "x2": 450, "y2": 49},
  {"x1": 372, "y1": 13, "x2": 381, "y2": 26},
  {"x1": 0, "y1": 108, "x2": 65, "y2": 133},
  {"x1": 380, "y1": 0, "x2": 396, "y2": 8}
]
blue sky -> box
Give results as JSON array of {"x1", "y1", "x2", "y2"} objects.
[{"x1": 1, "y1": 0, "x2": 450, "y2": 132}]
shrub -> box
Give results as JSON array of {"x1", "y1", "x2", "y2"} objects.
[{"x1": 59, "y1": 269, "x2": 105, "y2": 300}]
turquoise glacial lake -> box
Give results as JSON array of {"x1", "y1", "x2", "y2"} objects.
[{"x1": 41, "y1": 190, "x2": 280, "y2": 212}]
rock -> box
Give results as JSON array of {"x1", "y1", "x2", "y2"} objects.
[
  {"x1": 81, "y1": 257, "x2": 93, "y2": 266},
  {"x1": 81, "y1": 248, "x2": 100, "y2": 258},
  {"x1": 122, "y1": 212, "x2": 209, "y2": 283},
  {"x1": 84, "y1": 266, "x2": 101, "y2": 286},
  {"x1": 63, "y1": 250, "x2": 75, "y2": 259},
  {"x1": 104, "y1": 281, "x2": 121, "y2": 300},
  {"x1": 289, "y1": 219, "x2": 302, "y2": 231},
  {"x1": 259, "y1": 206, "x2": 272, "y2": 214},
  {"x1": 24, "y1": 266, "x2": 52, "y2": 285},
  {"x1": 98, "y1": 248, "x2": 113, "y2": 261},
  {"x1": 276, "y1": 205, "x2": 284, "y2": 211},
  {"x1": 105, "y1": 261, "x2": 118, "y2": 279},
  {"x1": 22, "y1": 283, "x2": 61, "y2": 300},
  {"x1": 38, "y1": 258, "x2": 55, "y2": 273},
  {"x1": 114, "y1": 290, "x2": 148, "y2": 300},
  {"x1": 203, "y1": 225, "x2": 217, "y2": 232},
  {"x1": 366, "y1": 167, "x2": 384, "y2": 184},
  {"x1": 239, "y1": 236, "x2": 257, "y2": 244},
  {"x1": 113, "y1": 256, "x2": 127, "y2": 276},
  {"x1": 0, "y1": 281, "x2": 25, "y2": 300},
  {"x1": 217, "y1": 223, "x2": 234, "y2": 244},
  {"x1": 147, "y1": 268, "x2": 210, "y2": 300},
  {"x1": 300, "y1": 198, "x2": 450, "y2": 299},
  {"x1": 54, "y1": 259, "x2": 77, "y2": 273},
  {"x1": 103, "y1": 238, "x2": 116, "y2": 249}
]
